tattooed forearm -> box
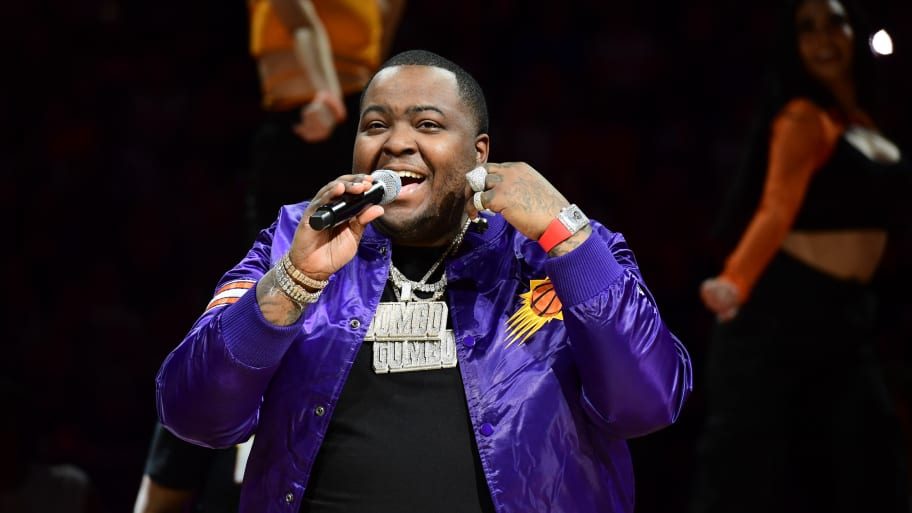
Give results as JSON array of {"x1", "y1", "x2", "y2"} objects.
[
  {"x1": 547, "y1": 225, "x2": 592, "y2": 257},
  {"x1": 256, "y1": 270, "x2": 304, "y2": 326}
]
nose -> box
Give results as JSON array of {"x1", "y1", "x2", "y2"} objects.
[{"x1": 381, "y1": 122, "x2": 417, "y2": 156}]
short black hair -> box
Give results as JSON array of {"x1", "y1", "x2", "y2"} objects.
[{"x1": 361, "y1": 49, "x2": 489, "y2": 135}]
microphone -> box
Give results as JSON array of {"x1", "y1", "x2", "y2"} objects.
[{"x1": 308, "y1": 169, "x2": 402, "y2": 231}]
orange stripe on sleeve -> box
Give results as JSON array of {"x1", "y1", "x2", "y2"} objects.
[
  {"x1": 206, "y1": 297, "x2": 243, "y2": 311},
  {"x1": 215, "y1": 281, "x2": 256, "y2": 295}
]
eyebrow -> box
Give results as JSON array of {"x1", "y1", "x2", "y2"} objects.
[
  {"x1": 361, "y1": 104, "x2": 446, "y2": 117},
  {"x1": 408, "y1": 105, "x2": 445, "y2": 116}
]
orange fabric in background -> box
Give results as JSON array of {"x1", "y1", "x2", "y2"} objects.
[
  {"x1": 247, "y1": 0, "x2": 382, "y2": 96},
  {"x1": 720, "y1": 99, "x2": 850, "y2": 302}
]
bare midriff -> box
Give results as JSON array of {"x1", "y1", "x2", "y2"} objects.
[{"x1": 781, "y1": 229, "x2": 887, "y2": 283}]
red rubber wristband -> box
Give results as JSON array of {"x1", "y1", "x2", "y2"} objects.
[{"x1": 538, "y1": 217, "x2": 573, "y2": 253}]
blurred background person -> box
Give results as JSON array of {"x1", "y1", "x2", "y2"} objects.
[
  {"x1": 132, "y1": 423, "x2": 252, "y2": 513},
  {"x1": 693, "y1": 0, "x2": 911, "y2": 512},
  {"x1": 245, "y1": 0, "x2": 406, "y2": 236}
]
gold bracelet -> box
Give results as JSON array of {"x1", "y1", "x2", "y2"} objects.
[
  {"x1": 281, "y1": 253, "x2": 329, "y2": 290},
  {"x1": 273, "y1": 260, "x2": 322, "y2": 305}
]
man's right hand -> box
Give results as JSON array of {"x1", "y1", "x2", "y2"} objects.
[
  {"x1": 288, "y1": 174, "x2": 385, "y2": 281},
  {"x1": 256, "y1": 174, "x2": 383, "y2": 326}
]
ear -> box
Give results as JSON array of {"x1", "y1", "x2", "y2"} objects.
[{"x1": 474, "y1": 134, "x2": 490, "y2": 164}]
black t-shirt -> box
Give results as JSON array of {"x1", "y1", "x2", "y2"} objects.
[
  {"x1": 143, "y1": 422, "x2": 242, "y2": 513},
  {"x1": 300, "y1": 245, "x2": 496, "y2": 513}
]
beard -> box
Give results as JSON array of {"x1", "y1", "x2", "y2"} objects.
[{"x1": 372, "y1": 189, "x2": 467, "y2": 247}]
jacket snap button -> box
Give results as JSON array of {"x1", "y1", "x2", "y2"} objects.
[
  {"x1": 480, "y1": 422, "x2": 495, "y2": 436},
  {"x1": 314, "y1": 405, "x2": 326, "y2": 416},
  {"x1": 285, "y1": 492, "x2": 295, "y2": 503},
  {"x1": 349, "y1": 319, "x2": 361, "y2": 329},
  {"x1": 463, "y1": 335, "x2": 476, "y2": 348}
]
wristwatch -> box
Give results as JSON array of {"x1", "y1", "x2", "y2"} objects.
[{"x1": 538, "y1": 204, "x2": 589, "y2": 252}]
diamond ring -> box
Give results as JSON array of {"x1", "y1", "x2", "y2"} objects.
[
  {"x1": 466, "y1": 166, "x2": 488, "y2": 193},
  {"x1": 473, "y1": 191, "x2": 486, "y2": 211}
]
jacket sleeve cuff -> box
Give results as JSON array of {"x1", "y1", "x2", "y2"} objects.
[
  {"x1": 218, "y1": 284, "x2": 302, "y2": 368},
  {"x1": 545, "y1": 233, "x2": 625, "y2": 307}
]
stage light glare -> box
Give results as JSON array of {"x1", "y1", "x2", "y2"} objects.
[{"x1": 870, "y1": 29, "x2": 893, "y2": 56}]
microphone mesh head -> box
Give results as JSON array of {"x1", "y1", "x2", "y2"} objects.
[{"x1": 372, "y1": 169, "x2": 402, "y2": 205}]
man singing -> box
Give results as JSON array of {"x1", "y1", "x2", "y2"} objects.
[{"x1": 156, "y1": 49, "x2": 692, "y2": 513}]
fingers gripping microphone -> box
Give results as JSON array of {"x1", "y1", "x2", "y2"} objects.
[{"x1": 308, "y1": 170, "x2": 401, "y2": 231}]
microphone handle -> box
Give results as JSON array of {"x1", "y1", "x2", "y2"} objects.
[{"x1": 308, "y1": 186, "x2": 385, "y2": 231}]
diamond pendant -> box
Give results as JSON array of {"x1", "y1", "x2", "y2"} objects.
[
  {"x1": 366, "y1": 301, "x2": 456, "y2": 373},
  {"x1": 400, "y1": 281, "x2": 412, "y2": 302}
]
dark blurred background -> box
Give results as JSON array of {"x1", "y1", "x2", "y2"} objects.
[{"x1": 4, "y1": 1, "x2": 911, "y2": 511}]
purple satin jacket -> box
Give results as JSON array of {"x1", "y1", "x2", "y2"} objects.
[{"x1": 156, "y1": 203, "x2": 692, "y2": 513}]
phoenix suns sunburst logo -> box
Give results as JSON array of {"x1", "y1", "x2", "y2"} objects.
[{"x1": 505, "y1": 278, "x2": 563, "y2": 346}]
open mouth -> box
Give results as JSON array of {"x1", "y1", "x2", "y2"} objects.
[{"x1": 396, "y1": 170, "x2": 426, "y2": 189}]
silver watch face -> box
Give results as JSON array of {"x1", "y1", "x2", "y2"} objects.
[{"x1": 557, "y1": 204, "x2": 589, "y2": 233}]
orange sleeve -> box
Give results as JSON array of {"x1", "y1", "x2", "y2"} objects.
[{"x1": 720, "y1": 99, "x2": 837, "y2": 303}]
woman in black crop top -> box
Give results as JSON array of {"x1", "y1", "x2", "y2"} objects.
[{"x1": 691, "y1": 1, "x2": 911, "y2": 512}]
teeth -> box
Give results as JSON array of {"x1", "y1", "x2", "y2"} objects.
[{"x1": 396, "y1": 171, "x2": 423, "y2": 180}]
